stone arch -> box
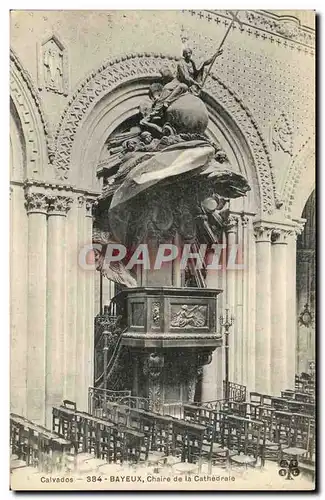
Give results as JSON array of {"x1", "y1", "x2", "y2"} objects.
[
  {"x1": 52, "y1": 53, "x2": 276, "y2": 215},
  {"x1": 10, "y1": 49, "x2": 49, "y2": 180},
  {"x1": 282, "y1": 136, "x2": 315, "y2": 218}
]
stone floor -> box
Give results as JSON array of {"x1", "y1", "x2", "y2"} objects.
[{"x1": 10, "y1": 453, "x2": 315, "y2": 491}]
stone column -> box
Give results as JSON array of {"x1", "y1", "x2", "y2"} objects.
[
  {"x1": 84, "y1": 198, "x2": 96, "y2": 400},
  {"x1": 25, "y1": 190, "x2": 48, "y2": 424},
  {"x1": 201, "y1": 229, "x2": 226, "y2": 402},
  {"x1": 286, "y1": 231, "x2": 299, "y2": 389},
  {"x1": 244, "y1": 216, "x2": 256, "y2": 394},
  {"x1": 10, "y1": 185, "x2": 28, "y2": 417},
  {"x1": 271, "y1": 229, "x2": 288, "y2": 395},
  {"x1": 254, "y1": 224, "x2": 272, "y2": 395},
  {"x1": 76, "y1": 196, "x2": 87, "y2": 410},
  {"x1": 225, "y1": 215, "x2": 239, "y2": 385},
  {"x1": 45, "y1": 194, "x2": 72, "y2": 426}
]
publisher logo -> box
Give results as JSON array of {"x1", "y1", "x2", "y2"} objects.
[{"x1": 278, "y1": 459, "x2": 300, "y2": 480}]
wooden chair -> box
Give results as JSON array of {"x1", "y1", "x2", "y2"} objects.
[
  {"x1": 169, "y1": 420, "x2": 205, "y2": 475},
  {"x1": 152, "y1": 414, "x2": 172, "y2": 456},
  {"x1": 250, "y1": 392, "x2": 263, "y2": 405},
  {"x1": 273, "y1": 410, "x2": 294, "y2": 448},
  {"x1": 123, "y1": 428, "x2": 149, "y2": 464},
  {"x1": 201, "y1": 411, "x2": 230, "y2": 472},
  {"x1": 281, "y1": 413, "x2": 315, "y2": 461},
  {"x1": 271, "y1": 397, "x2": 288, "y2": 411},
  {"x1": 281, "y1": 390, "x2": 295, "y2": 400},
  {"x1": 261, "y1": 394, "x2": 273, "y2": 407},
  {"x1": 129, "y1": 409, "x2": 156, "y2": 451},
  {"x1": 294, "y1": 392, "x2": 315, "y2": 404},
  {"x1": 63, "y1": 400, "x2": 77, "y2": 411},
  {"x1": 227, "y1": 415, "x2": 266, "y2": 469}
]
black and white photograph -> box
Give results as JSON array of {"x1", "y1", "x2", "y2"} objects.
[{"x1": 9, "y1": 9, "x2": 316, "y2": 491}]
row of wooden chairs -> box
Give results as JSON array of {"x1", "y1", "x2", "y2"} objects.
[
  {"x1": 295, "y1": 374, "x2": 315, "y2": 396},
  {"x1": 52, "y1": 402, "x2": 149, "y2": 465},
  {"x1": 249, "y1": 392, "x2": 315, "y2": 416},
  {"x1": 183, "y1": 402, "x2": 315, "y2": 466},
  {"x1": 10, "y1": 413, "x2": 73, "y2": 472}
]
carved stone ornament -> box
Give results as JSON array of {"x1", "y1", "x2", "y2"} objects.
[
  {"x1": 85, "y1": 197, "x2": 97, "y2": 218},
  {"x1": 38, "y1": 35, "x2": 68, "y2": 95},
  {"x1": 47, "y1": 195, "x2": 73, "y2": 216},
  {"x1": 282, "y1": 137, "x2": 315, "y2": 215},
  {"x1": 10, "y1": 50, "x2": 49, "y2": 176},
  {"x1": 271, "y1": 228, "x2": 292, "y2": 244},
  {"x1": 148, "y1": 380, "x2": 162, "y2": 414},
  {"x1": 298, "y1": 303, "x2": 313, "y2": 328},
  {"x1": 184, "y1": 10, "x2": 314, "y2": 51},
  {"x1": 244, "y1": 11, "x2": 315, "y2": 47},
  {"x1": 170, "y1": 304, "x2": 207, "y2": 328},
  {"x1": 25, "y1": 192, "x2": 48, "y2": 214},
  {"x1": 152, "y1": 302, "x2": 160, "y2": 327},
  {"x1": 271, "y1": 112, "x2": 293, "y2": 155},
  {"x1": 253, "y1": 225, "x2": 272, "y2": 243},
  {"x1": 143, "y1": 352, "x2": 165, "y2": 380},
  {"x1": 225, "y1": 214, "x2": 240, "y2": 234}
]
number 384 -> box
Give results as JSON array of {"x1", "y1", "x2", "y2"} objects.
[{"x1": 86, "y1": 476, "x2": 102, "y2": 482}]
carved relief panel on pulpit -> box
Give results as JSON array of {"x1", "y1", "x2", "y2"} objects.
[{"x1": 38, "y1": 35, "x2": 68, "y2": 95}]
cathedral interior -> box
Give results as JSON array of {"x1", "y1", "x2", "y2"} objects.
[{"x1": 10, "y1": 10, "x2": 315, "y2": 489}]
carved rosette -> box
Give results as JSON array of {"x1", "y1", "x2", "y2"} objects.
[
  {"x1": 25, "y1": 192, "x2": 49, "y2": 215},
  {"x1": 47, "y1": 195, "x2": 73, "y2": 216}
]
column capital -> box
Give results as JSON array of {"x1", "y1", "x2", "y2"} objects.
[
  {"x1": 25, "y1": 191, "x2": 49, "y2": 215},
  {"x1": 224, "y1": 214, "x2": 240, "y2": 234},
  {"x1": 271, "y1": 228, "x2": 293, "y2": 245},
  {"x1": 254, "y1": 218, "x2": 304, "y2": 243},
  {"x1": 48, "y1": 194, "x2": 73, "y2": 216},
  {"x1": 253, "y1": 225, "x2": 273, "y2": 243},
  {"x1": 85, "y1": 197, "x2": 98, "y2": 218},
  {"x1": 24, "y1": 182, "x2": 75, "y2": 216}
]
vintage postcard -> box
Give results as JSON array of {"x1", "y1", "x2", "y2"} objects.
[{"x1": 10, "y1": 9, "x2": 316, "y2": 491}]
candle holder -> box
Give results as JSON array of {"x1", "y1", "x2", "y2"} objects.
[{"x1": 219, "y1": 305, "x2": 235, "y2": 400}]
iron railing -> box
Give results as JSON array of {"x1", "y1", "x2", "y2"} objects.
[
  {"x1": 88, "y1": 387, "x2": 131, "y2": 416},
  {"x1": 223, "y1": 381, "x2": 247, "y2": 402}
]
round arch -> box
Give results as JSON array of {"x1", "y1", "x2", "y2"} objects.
[
  {"x1": 53, "y1": 53, "x2": 276, "y2": 215},
  {"x1": 10, "y1": 49, "x2": 49, "y2": 180}
]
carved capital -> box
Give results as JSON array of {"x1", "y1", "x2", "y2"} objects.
[
  {"x1": 271, "y1": 228, "x2": 290, "y2": 244},
  {"x1": 25, "y1": 192, "x2": 49, "y2": 214},
  {"x1": 85, "y1": 197, "x2": 97, "y2": 218},
  {"x1": 48, "y1": 195, "x2": 73, "y2": 216},
  {"x1": 254, "y1": 225, "x2": 272, "y2": 243},
  {"x1": 77, "y1": 195, "x2": 85, "y2": 208},
  {"x1": 225, "y1": 214, "x2": 240, "y2": 234}
]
